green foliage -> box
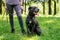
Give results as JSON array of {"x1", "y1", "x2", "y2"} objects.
[{"x1": 2, "y1": 0, "x2": 60, "y2": 15}]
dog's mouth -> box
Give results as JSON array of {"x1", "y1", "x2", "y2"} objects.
[{"x1": 33, "y1": 12, "x2": 38, "y2": 15}]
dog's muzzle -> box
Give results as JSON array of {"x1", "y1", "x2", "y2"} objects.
[{"x1": 34, "y1": 8, "x2": 39, "y2": 13}]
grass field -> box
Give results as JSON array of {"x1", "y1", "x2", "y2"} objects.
[{"x1": 0, "y1": 16, "x2": 60, "y2": 40}]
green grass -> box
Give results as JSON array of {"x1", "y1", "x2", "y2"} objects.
[{"x1": 0, "y1": 16, "x2": 60, "y2": 40}]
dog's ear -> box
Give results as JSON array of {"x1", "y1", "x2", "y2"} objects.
[{"x1": 28, "y1": 7, "x2": 32, "y2": 11}]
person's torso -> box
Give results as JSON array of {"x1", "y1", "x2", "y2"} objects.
[{"x1": 6, "y1": 0, "x2": 20, "y2": 5}]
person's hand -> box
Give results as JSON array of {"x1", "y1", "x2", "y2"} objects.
[
  {"x1": 5, "y1": 5, "x2": 7, "y2": 10},
  {"x1": 4, "y1": 4, "x2": 8, "y2": 12},
  {"x1": 20, "y1": 6, "x2": 25, "y2": 11}
]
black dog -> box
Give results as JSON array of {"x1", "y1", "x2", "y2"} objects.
[{"x1": 26, "y1": 6, "x2": 41, "y2": 36}]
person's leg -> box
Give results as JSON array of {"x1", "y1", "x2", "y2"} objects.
[
  {"x1": 14, "y1": 5, "x2": 25, "y2": 34},
  {"x1": 6, "y1": 4, "x2": 14, "y2": 33}
]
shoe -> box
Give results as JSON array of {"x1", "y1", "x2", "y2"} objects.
[
  {"x1": 22, "y1": 30, "x2": 26, "y2": 34},
  {"x1": 11, "y1": 29, "x2": 15, "y2": 33}
]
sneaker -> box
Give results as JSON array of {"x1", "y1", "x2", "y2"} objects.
[
  {"x1": 11, "y1": 29, "x2": 15, "y2": 33},
  {"x1": 22, "y1": 30, "x2": 26, "y2": 34}
]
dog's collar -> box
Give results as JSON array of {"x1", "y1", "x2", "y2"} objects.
[{"x1": 28, "y1": 15, "x2": 35, "y2": 19}]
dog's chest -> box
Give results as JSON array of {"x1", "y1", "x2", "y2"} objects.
[{"x1": 27, "y1": 16, "x2": 35, "y2": 24}]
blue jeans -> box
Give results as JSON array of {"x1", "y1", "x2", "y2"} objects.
[{"x1": 6, "y1": 4, "x2": 24, "y2": 31}]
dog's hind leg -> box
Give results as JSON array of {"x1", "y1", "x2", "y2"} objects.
[{"x1": 35, "y1": 26, "x2": 41, "y2": 36}]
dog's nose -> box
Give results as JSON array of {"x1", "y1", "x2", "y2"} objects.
[
  {"x1": 37, "y1": 9, "x2": 39, "y2": 12},
  {"x1": 34, "y1": 9, "x2": 39, "y2": 13}
]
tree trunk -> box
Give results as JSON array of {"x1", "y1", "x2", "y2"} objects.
[
  {"x1": 48, "y1": 0, "x2": 52, "y2": 15},
  {"x1": 54, "y1": 1, "x2": 56, "y2": 15},
  {"x1": 57, "y1": 0, "x2": 59, "y2": 3},
  {"x1": 21, "y1": 0, "x2": 24, "y2": 14},
  {"x1": 43, "y1": 2, "x2": 45, "y2": 15},
  {"x1": 0, "y1": 0, "x2": 2, "y2": 14},
  {"x1": 25, "y1": 0, "x2": 27, "y2": 14}
]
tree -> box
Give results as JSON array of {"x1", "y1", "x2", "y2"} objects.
[
  {"x1": 42, "y1": 0, "x2": 45, "y2": 15},
  {"x1": 0, "y1": 0, "x2": 2, "y2": 14},
  {"x1": 57, "y1": 0, "x2": 59, "y2": 3},
  {"x1": 48, "y1": 0, "x2": 52, "y2": 15},
  {"x1": 40, "y1": 0, "x2": 46, "y2": 15},
  {"x1": 54, "y1": 0, "x2": 56, "y2": 15}
]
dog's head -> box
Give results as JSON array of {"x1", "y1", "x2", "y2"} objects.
[{"x1": 28, "y1": 6, "x2": 39, "y2": 16}]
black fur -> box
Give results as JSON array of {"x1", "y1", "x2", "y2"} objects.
[{"x1": 26, "y1": 6, "x2": 41, "y2": 36}]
